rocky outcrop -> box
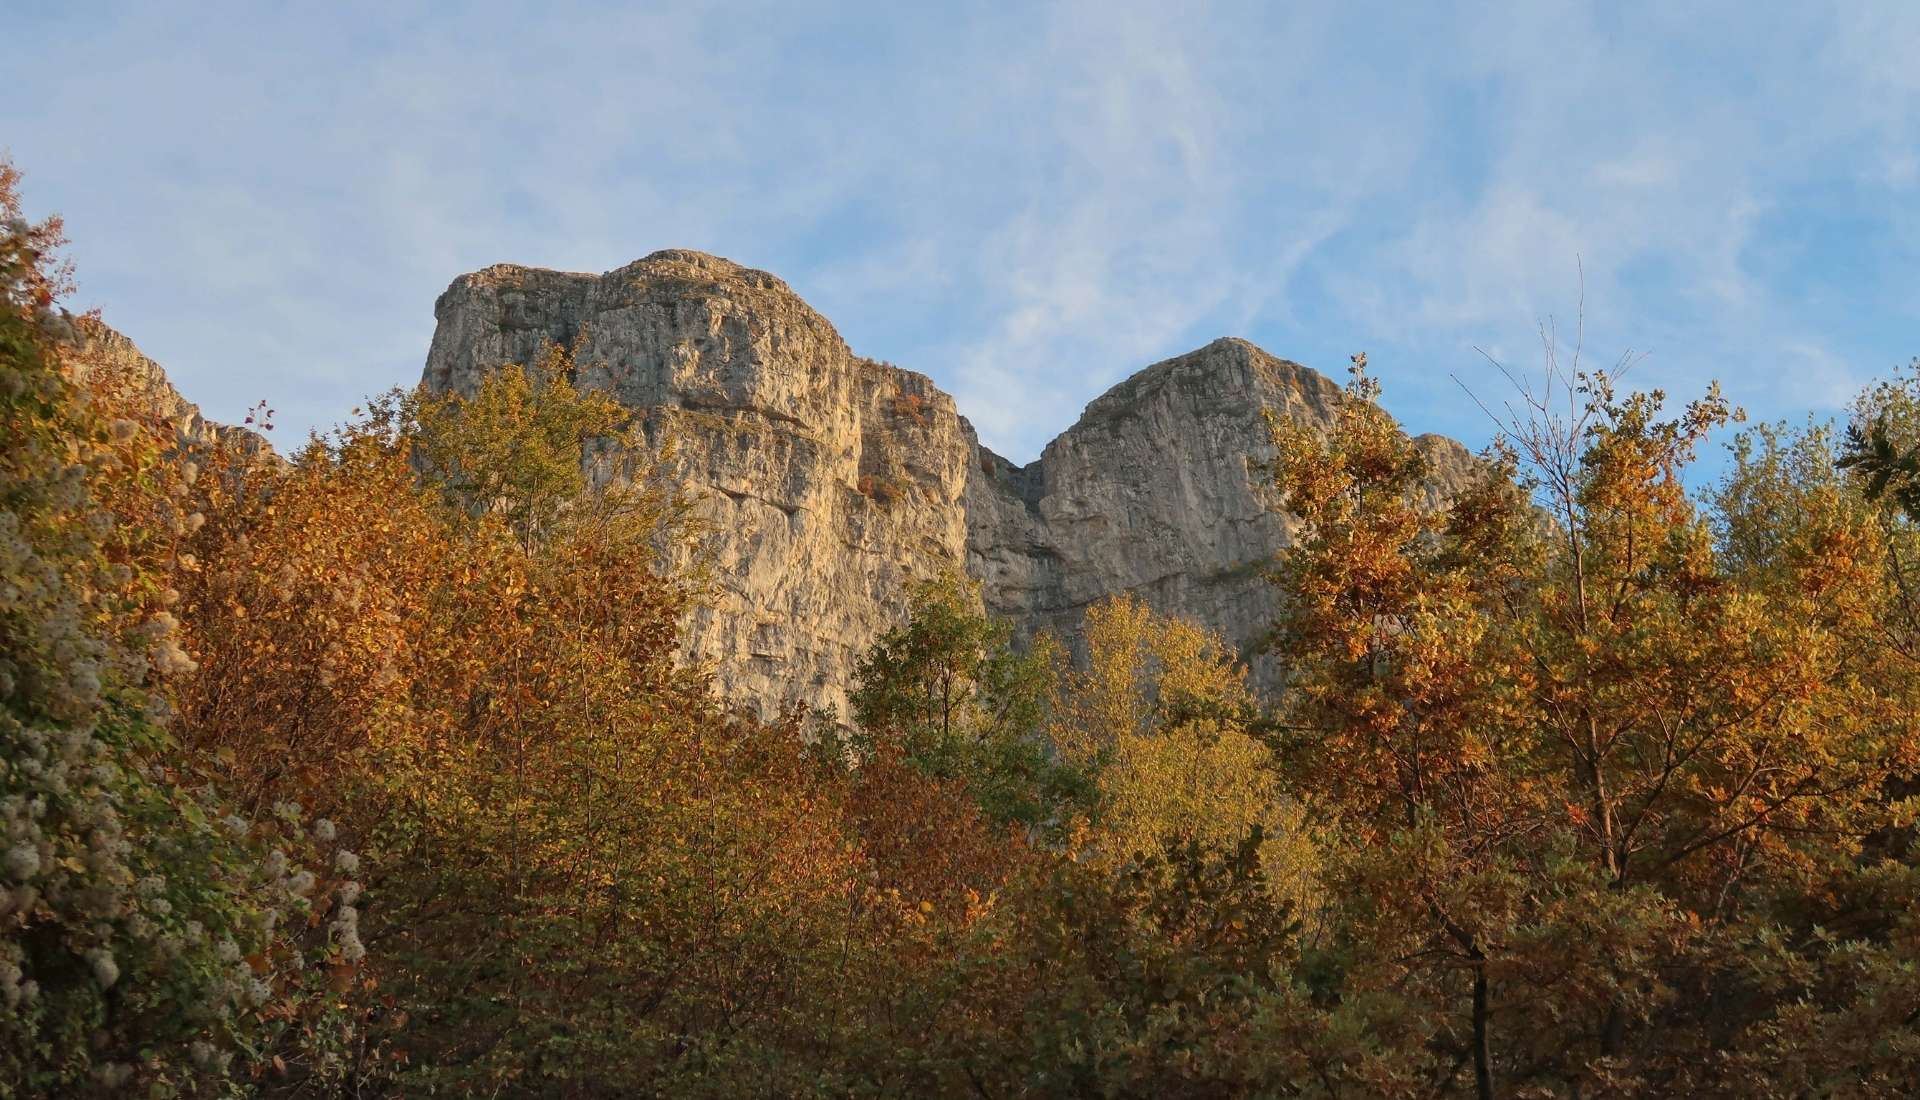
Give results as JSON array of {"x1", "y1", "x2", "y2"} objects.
[
  {"x1": 64, "y1": 319, "x2": 274, "y2": 459},
  {"x1": 966, "y1": 338, "x2": 1474, "y2": 691},
  {"x1": 425, "y1": 250, "x2": 1478, "y2": 716},
  {"x1": 427, "y1": 251, "x2": 980, "y2": 718}
]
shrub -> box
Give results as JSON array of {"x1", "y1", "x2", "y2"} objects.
[{"x1": 1, "y1": 159, "x2": 360, "y2": 1098}]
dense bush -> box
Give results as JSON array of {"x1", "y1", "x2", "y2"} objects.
[{"x1": 1, "y1": 162, "x2": 359, "y2": 1098}]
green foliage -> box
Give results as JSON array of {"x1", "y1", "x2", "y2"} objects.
[
  {"x1": 1840, "y1": 359, "x2": 1920, "y2": 520},
  {"x1": 1832, "y1": 363, "x2": 1920, "y2": 665},
  {"x1": 994, "y1": 831, "x2": 1305, "y2": 1098},
  {"x1": 850, "y1": 573, "x2": 1094, "y2": 831},
  {"x1": 412, "y1": 342, "x2": 648, "y2": 551}
]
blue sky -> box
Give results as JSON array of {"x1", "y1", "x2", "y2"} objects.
[{"x1": 8, "y1": 1, "x2": 1919, "y2": 463}]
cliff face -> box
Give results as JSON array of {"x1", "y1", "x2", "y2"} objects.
[
  {"x1": 966, "y1": 339, "x2": 1473, "y2": 691},
  {"x1": 65, "y1": 319, "x2": 274, "y2": 459},
  {"x1": 425, "y1": 250, "x2": 1477, "y2": 715},
  {"x1": 427, "y1": 251, "x2": 980, "y2": 718}
]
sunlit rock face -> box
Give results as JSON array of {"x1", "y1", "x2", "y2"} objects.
[
  {"x1": 425, "y1": 249, "x2": 1477, "y2": 716},
  {"x1": 65, "y1": 319, "x2": 274, "y2": 460},
  {"x1": 965, "y1": 336, "x2": 1475, "y2": 693}
]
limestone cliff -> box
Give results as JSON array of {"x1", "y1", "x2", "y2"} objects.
[
  {"x1": 64, "y1": 318, "x2": 274, "y2": 459},
  {"x1": 966, "y1": 338, "x2": 1474, "y2": 692},
  {"x1": 425, "y1": 250, "x2": 1477, "y2": 716}
]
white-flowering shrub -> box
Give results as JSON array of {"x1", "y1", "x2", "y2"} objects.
[{"x1": 0, "y1": 190, "x2": 364, "y2": 1096}]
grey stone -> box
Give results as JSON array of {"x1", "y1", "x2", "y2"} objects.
[{"x1": 425, "y1": 249, "x2": 1479, "y2": 716}]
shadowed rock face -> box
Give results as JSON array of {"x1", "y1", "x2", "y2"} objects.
[{"x1": 424, "y1": 249, "x2": 1478, "y2": 716}]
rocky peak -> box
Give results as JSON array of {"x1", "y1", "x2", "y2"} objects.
[
  {"x1": 64, "y1": 318, "x2": 272, "y2": 458},
  {"x1": 1074, "y1": 336, "x2": 1336, "y2": 426},
  {"x1": 969, "y1": 336, "x2": 1358, "y2": 691},
  {"x1": 72, "y1": 256, "x2": 1473, "y2": 719},
  {"x1": 424, "y1": 250, "x2": 1479, "y2": 714},
  {"x1": 428, "y1": 251, "x2": 973, "y2": 717}
]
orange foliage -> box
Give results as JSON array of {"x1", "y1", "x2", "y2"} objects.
[{"x1": 174, "y1": 428, "x2": 443, "y2": 817}]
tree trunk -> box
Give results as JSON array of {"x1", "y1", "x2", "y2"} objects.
[{"x1": 1472, "y1": 957, "x2": 1495, "y2": 1100}]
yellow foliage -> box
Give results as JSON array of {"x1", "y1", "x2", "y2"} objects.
[{"x1": 1052, "y1": 594, "x2": 1320, "y2": 909}]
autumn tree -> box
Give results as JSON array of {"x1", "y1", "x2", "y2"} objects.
[
  {"x1": 1265, "y1": 347, "x2": 1920, "y2": 1096},
  {"x1": 1048, "y1": 593, "x2": 1318, "y2": 914},
  {"x1": 287, "y1": 354, "x2": 864, "y2": 1095},
  {"x1": 1265, "y1": 355, "x2": 1543, "y2": 1098},
  {"x1": 1, "y1": 158, "x2": 362, "y2": 1097},
  {"x1": 165, "y1": 412, "x2": 443, "y2": 825},
  {"x1": 975, "y1": 832, "x2": 1307, "y2": 1098}
]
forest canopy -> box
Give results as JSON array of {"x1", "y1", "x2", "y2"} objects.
[{"x1": 5, "y1": 161, "x2": 1920, "y2": 1098}]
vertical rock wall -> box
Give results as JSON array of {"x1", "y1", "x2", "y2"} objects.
[{"x1": 424, "y1": 250, "x2": 1476, "y2": 714}]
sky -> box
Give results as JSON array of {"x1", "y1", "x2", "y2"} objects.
[{"x1": 7, "y1": 1, "x2": 1919, "y2": 464}]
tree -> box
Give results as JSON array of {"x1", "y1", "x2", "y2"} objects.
[
  {"x1": 1, "y1": 157, "x2": 360, "y2": 1097},
  {"x1": 1839, "y1": 359, "x2": 1920, "y2": 521},
  {"x1": 1265, "y1": 349, "x2": 1920, "y2": 1096},
  {"x1": 992, "y1": 832, "x2": 1305, "y2": 1099},
  {"x1": 306, "y1": 356, "x2": 876, "y2": 1095},
  {"x1": 849, "y1": 573, "x2": 1089, "y2": 831},
  {"x1": 167, "y1": 405, "x2": 445, "y2": 822},
  {"x1": 1266, "y1": 355, "x2": 1540, "y2": 1098},
  {"x1": 1050, "y1": 594, "x2": 1318, "y2": 913}
]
